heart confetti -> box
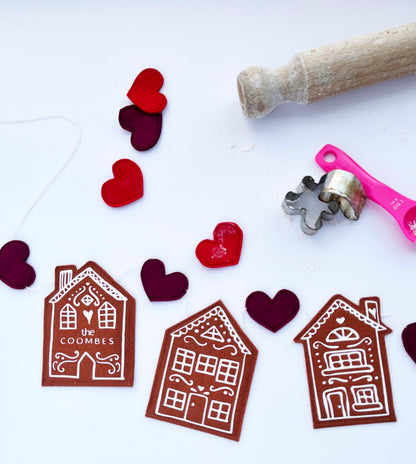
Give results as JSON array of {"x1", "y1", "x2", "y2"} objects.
[
  {"x1": 246, "y1": 290, "x2": 299, "y2": 332},
  {"x1": 402, "y1": 323, "x2": 416, "y2": 364},
  {"x1": 140, "y1": 259, "x2": 189, "y2": 302},
  {"x1": 0, "y1": 240, "x2": 36, "y2": 289},
  {"x1": 127, "y1": 68, "x2": 167, "y2": 114},
  {"x1": 119, "y1": 105, "x2": 162, "y2": 151},
  {"x1": 101, "y1": 158, "x2": 143, "y2": 207},
  {"x1": 195, "y1": 222, "x2": 243, "y2": 268}
]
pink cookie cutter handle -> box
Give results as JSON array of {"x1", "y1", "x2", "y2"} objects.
[{"x1": 315, "y1": 144, "x2": 411, "y2": 221}]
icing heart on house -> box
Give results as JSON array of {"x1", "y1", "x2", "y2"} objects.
[
  {"x1": 101, "y1": 158, "x2": 143, "y2": 207},
  {"x1": 127, "y1": 68, "x2": 167, "y2": 114},
  {"x1": 246, "y1": 289, "x2": 300, "y2": 332},
  {"x1": 195, "y1": 222, "x2": 243, "y2": 268},
  {"x1": 119, "y1": 105, "x2": 162, "y2": 151},
  {"x1": 140, "y1": 259, "x2": 189, "y2": 302},
  {"x1": 0, "y1": 240, "x2": 36, "y2": 289}
]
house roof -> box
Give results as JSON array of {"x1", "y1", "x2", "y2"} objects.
[
  {"x1": 295, "y1": 295, "x2": 390, "y2": 342},
  {"x1": 170, "y1": 301, "x2": 254, "y2": 355},
  {"x1": 49, "y1": 262, "x2": 128, "y2": 303}
]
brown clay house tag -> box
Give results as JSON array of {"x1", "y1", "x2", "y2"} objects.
[
  {"x1": 42, "y1": 261, "x2": 135, "y2": 387},
  {"x1": 146, "y1": 301, "x2": 258, "y2": 441},
  {"x1": 295, "y1": 295, "x2": 396, "y2": 428}
]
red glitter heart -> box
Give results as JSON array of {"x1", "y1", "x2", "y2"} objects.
[
  {"x1": 195, "y1": 222, "x2": 243, "y2": 268},
  {"x1": 101, "y1": 159, "x2": 143, "y2": 207},
  {"x1": 127, "y1": 68, "x2": 167, "y2": 114}
]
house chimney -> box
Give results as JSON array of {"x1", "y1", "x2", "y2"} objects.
[
  {"x1": 360, "y1": 297, "x2": 380, "y2": 323},
  {"x1": 59, "y1": 269, "x2": 73, "y2": 290}
]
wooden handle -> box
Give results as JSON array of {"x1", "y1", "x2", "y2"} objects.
[{"x1": 238, "y1": 23, "x2": 416, "y2": 118}]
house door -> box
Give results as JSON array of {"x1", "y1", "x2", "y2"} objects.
[
  {"x1": 323, "y1": 388, "x2": 349, "y2": 419},
  {"x1": 185, "y1": 394, "x2": 207, "y2": 424}
]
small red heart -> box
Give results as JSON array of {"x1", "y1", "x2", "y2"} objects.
[
  {"x1": 101, "y1": 159, "x2": 143, "y2": 208},
  {"x1": 196, "y1": 222, "x2": 243, "y2": 268},
  {"x1": 127, "y1": 68, "x2": 167, "y2": 114},
  {"x1": 402, "y1": 323, "x2": 416, "y2": 364},
  {"x1": 0, "y1": 240, "x2": 36, "y2": 289},
  {"x1": 246, "y1": 290, "x2": 300, "y2": 332}
]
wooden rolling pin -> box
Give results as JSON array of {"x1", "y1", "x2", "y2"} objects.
[{"x1": 237, "y1": 23, "x2": 416, "y2": 118}]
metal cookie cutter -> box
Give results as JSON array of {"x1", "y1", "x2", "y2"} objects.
[
  {"x1": 282, "y1": 174, "x2": 340, "y2": 235},
  {"x1": 318, "y1": 169, "x2": 367, "y2": 220}
]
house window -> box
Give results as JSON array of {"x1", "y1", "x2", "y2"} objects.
[
  {"x1": 323, "y1": 349, "x2": 372, "y2": 375},
  {"x1": 163, "y1": 388, "x2": 187, "y2": 411},
  {"x1": 172, "y1": 348, "x2": 195, "y2": 375},
  {"x1": 208, "y1": 400, "x2": 231, "y2": 422},
  {"x1": 195, "y1": 354, "x2": 218, "y2": 376},
  {"x1": 326, "y1": 327, "x2": 359, "y2": 343},
  {"x1": 98, "y1": 302, "x2": 116, "y2": 329},
  {"x1": 216, "y1": 359, "x2": 239, "y2": 385},
  {"x1": 60, "y1": 304, "x2": 77, "y2": 329},
  {"x1": 351, "y1": 384, "x2": 382, "y2": 411}
]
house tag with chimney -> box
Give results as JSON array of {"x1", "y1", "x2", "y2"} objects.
[
  {"x1": 146, "y1": 301, "x2": 258, "y2": 441},
  {"x1": 42, "y1": 261, "x2": 135, "y2": 386},
  {"x1": 294, "y1": 295, "x2": 396, "y2": 428}
]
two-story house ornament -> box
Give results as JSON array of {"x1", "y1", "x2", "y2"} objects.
[
  {"x1": 42, "y1": 261, "x2": 135, "y2": 386},
  {"x1": 295, "y1": 295, "x2": 396, "y2": 428},
  {"x1": 146, "y1": 300, "x2": 258, "y2": 441}
]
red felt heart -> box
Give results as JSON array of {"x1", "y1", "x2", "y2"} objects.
[
  {"x1": 140, "y1": 259, "x2": 189, "y2": 302},
  {"x1": 246, "y1": 290, "x2": 299, "y2": 332},
  {"x1": 0, "y1": 240, "x2": 36, "y2": 289},
  {"x1": 195, "y1": 222, "x2": 243, "y2": 268},
  {"x1": 402, "y1": 323, "x2": 416, "y2": 364},
  {"x1": 101, "y1": 159, "x2": 143, "y2": 208},
  {"x1": 127, "y1": 68, "x2": 167, "y2": 114}
]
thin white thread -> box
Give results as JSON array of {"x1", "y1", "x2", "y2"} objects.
[
  {"x1": 116, "y1": 266, "x2": 137, "y2": 283},
  {"x1": 383, "y1": 314, "x2": 406, "y2": 329},
  {"x1": 242, "y1": 309, "x2": 249, "y2": 329},
  {"x1": 0, "y1": 115, "x2": 82, "y2": 237}
]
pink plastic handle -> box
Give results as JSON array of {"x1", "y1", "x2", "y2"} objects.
[{"x1": 315, "y1": 144, "x2": 412, "y2": 220}]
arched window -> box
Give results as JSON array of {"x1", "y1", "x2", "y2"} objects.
[
  {"x1": 326, "y1": 327, "x2": 359, "y2": 343},
  {"x1": 98, "y1": 302, "x2": 116, "y2": 329},
  {"x1": 60, "y1": 304, "x2": 77, "y2": 329}
]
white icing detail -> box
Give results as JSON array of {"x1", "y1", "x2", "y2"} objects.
[
  {"x1": 184, "y1": 336, "x2": 207, "y2": 347},
  {"x1": 171, "y1": 306, "x2": 251, "y2": 355},
  {"x1": 300, "y1": 299, "x2": 387, "y2": 340},
  {"x1": 213, "y1": 344, "x2": 238, "y2": 356},
  {"x1": 52, "y1": 351, "x2": 80, "y2": 373},
  {"x1": 201, "y1": 326, "x2": 224, "y2": 342},
  {"x1": 209, "y1": 385, "x2": 235, "y2": 396},
  {"x1": 50, "y1": 267, "x2": 127, "y2": 303},
  {"x1": 169, "y1": 374, "x2": 194, "y2": 386},
  {"x1": 95, "y1": 352, "x2": 120, "y2": 374}
]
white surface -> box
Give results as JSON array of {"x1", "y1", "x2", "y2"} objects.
[{"x1": 1, "y1": 1, "x2": 416, "y2": 463}]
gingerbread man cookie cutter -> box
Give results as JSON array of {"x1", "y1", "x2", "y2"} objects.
[
  {"x1": 282, "y1": 174, "x2": 340, "y2": 235},
  {"x1": 282, "y1": 170, "x2": 367, "y2": 234}
]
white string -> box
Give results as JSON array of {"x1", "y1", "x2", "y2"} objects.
[
  {"x1": 383, "y1": 314, "x2": 406, "y2": 329},
  {"x1": 0, "y1": 115, "x2": 82, "y2": 237}
]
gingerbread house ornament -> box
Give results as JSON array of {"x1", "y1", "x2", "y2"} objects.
[
  {"x1": 146, "y1": 301, "x2": 257, "y2": 441},
  {"x1": 295, "y1": 295, "x2": 396, "y2": 428},
  {"x1": 42, "y1": 261, "x2": 135, "y2": 386}
]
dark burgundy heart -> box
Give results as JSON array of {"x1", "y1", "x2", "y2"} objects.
[
  {"x1": 119, "y1": 105, "x2": 162, "y2": 151},
  {"x1": 0, "y1": 240, "x2": 36, "y2": 289},
  {"x1": 246, "y1": 289, "x2": 299, "y2": 332},
  {"x1": 402, "y1": 323, "x2": 416, "y2": 364},
  {"x1": 141, "y1": 259, "x2": 188, "y2": 302}
]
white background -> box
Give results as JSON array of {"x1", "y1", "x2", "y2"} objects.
[{"x1": 1, "y1": 1, "x2": 416, "y2": 463}]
